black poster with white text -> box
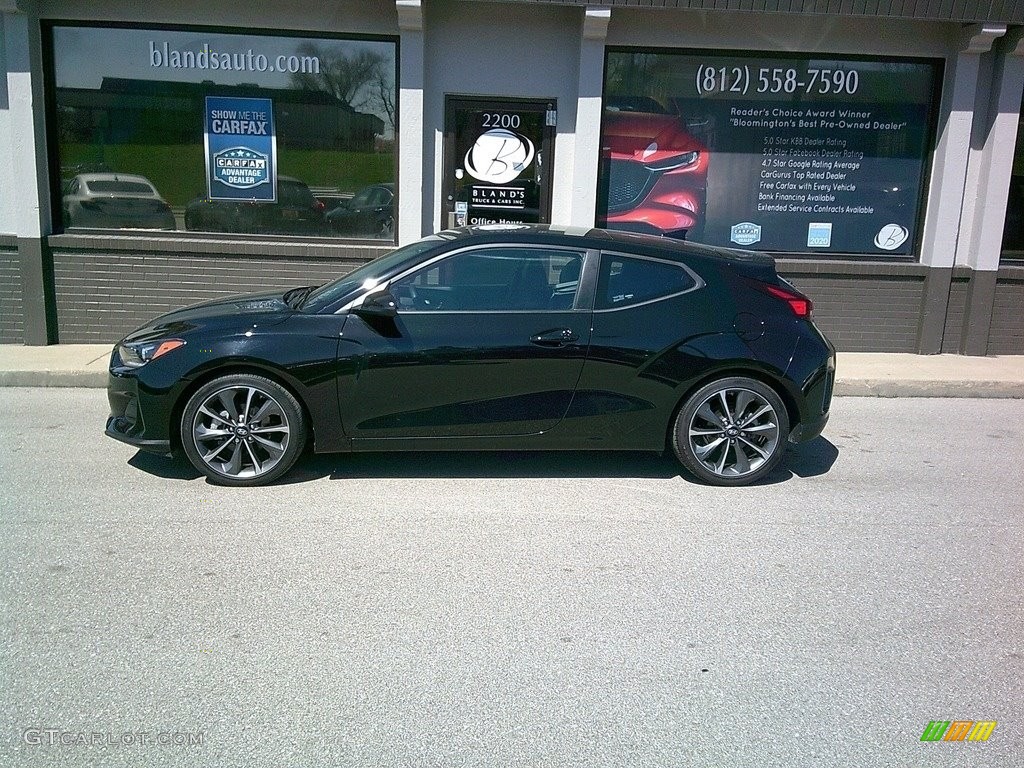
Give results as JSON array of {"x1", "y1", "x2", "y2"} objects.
[{"x1": 600, "y1": 52, "x2": 941, "y2": 255}]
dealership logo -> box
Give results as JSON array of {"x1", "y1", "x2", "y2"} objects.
[
  {"x1": 730, "y1": 222, "x2": 762, "y2": 246},
  {"x1": 875, "y1": 223, "x2": 909, "y2": 250},
  {"x1": 807, "y1": 222, "x2": 833, "y2": 248},
  {"x1": 212, "y1": 147, "x2": 269, "y2": 189},
  {"x1": 920, "y1": 720, "x2": 997, "y2": 742},
  {"x1": 465, "y1": 129, "x2": 535, "y2": 184}
]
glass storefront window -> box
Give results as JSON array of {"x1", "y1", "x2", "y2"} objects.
[
  {"x1": 598, "y1": 49, "x2": 941, "y2": 257},
  {"x1": 1002, "y1": 105, "x2": 1024, "y2": 256},
  {"x1": 47, "y1": 24, "x2": 397, "y2": 240}
]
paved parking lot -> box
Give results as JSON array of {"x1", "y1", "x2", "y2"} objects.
[{"x1": 1, "y1": 388, "x2": 1022, "y2": 767}]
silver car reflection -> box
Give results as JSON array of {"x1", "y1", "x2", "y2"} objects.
[{"x1": 63, "y1": 173, "x2": 176, "y2": 230}]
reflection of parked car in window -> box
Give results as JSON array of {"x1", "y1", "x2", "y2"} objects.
[
  {"x1": 598, "y1": 98, "x2": 708, "y2": 241},
  {"x1": 325, "y1": 183, "x2": 394, "y2": 239},
  {"x1": 183, "y1": 176, "x2": 327, "y2": 235},
  {"x1": 63, "y1": 173, "x2": 176, "y2": 230}
]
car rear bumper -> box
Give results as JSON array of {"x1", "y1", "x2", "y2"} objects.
[
  {"x1": 788, "y1": 410, "x2": 829, "y2": 444},
  {"x1": 791, "y1": 357, "x2": 834, "y2": 444}
]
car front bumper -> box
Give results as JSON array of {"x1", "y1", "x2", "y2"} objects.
[{"x1": 106, "y1": 366, "x2": 173, "y2": 455}]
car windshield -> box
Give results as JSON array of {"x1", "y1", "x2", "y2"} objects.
[{"x1": 302, "y1": 236, "x2": 448, "y2": 312}]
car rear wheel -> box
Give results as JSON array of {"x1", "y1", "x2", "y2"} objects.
[
  {"x1": 672, "y1": 377, "x2": 789, "y2": 486},
  {"x1": 180, "y1": 374, "x2": 306, "y2": 487}
]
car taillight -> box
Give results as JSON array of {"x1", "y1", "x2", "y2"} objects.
[
  {"x1": 756, "y1": 282, "x2": 813, "y2": 318},
  {"x1": 314, "y1": 200, "x2": 325, "y2": 212}
]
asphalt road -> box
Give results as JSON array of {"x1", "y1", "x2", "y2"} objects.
[{"x1": 1, "y1": 388, "x2": 1021, "y2": 768}]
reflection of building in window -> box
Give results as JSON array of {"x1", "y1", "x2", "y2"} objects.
[{"x1": 56, "y1": 78, "x2": 384, "y2": 151}]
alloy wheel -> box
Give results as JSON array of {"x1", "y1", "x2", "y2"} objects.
[
  {"x1": 686, "y1": 386, "x2": 781, "y2": 479},
  {"x1": 191, "y1": 385, "x2": 291, "y2": 479}
]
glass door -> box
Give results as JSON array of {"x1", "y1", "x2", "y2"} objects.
[{"x1": 442, "y1": 96, "x2": 556, "y2": 229}]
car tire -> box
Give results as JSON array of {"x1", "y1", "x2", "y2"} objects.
[
  {"x1": 671, "y1": 376, "x2": 789, "y2": 486},
  {"x1": 180, "y1": 373, "x2": 307, "y2": 487}
]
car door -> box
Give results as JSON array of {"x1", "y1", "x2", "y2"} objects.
[
  {"x1": 569, "y1": 251, "x2": 713, "y2": 447},
  {"x1": 340, "y1": 244, "x2": 594, "y2": 440}
]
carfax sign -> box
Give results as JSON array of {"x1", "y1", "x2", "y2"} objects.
[{"x1": 204, "y1": 96, "x2": 277, "y2": 202}]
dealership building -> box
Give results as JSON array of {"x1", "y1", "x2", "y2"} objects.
[{"x1": 1, "y1": 0, "x2": 1022, "y2": 354}]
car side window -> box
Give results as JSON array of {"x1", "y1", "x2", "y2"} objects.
[
  {"x1": 596, "y1": 254, "x2": 699, "y2": 309},
  {"x1": 350, "y1": 189, "x2": 372, "y2": 207},
  {"x1": 392, "y1": 247, "x2": 585, "y2": 312}
]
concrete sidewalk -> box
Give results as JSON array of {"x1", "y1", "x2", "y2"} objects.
[{"x1": 0, "y1": 344, "x2": 1021, "y2": 397}]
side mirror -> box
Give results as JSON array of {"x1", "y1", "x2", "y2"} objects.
[{"x1": 354, "y1": 289, "x2": 398, "y2": 319}]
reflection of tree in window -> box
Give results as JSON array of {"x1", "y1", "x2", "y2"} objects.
[{"x1": 289, "y1": 43, "x2": 395, "y2": 134}]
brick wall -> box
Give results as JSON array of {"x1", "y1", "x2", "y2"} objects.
[
  {"x1": 50, "y1": 235, "x2": 389, "y2": 344},
  {"x1": 779, "y1": 262, "x2": 927, "y2": 352},
  {"x1": 0, "y1": 239, "x2": 24, "y2": 344},
  {"x1": 988, "y1": 269, "x2": 1024, "y2": 355},
  {"x1": 941, "y1": 272, "x2": 970, "y2": 354}
]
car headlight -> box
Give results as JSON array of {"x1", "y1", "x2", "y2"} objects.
[
  {"x1": 117, "y1": 339, "x2": 186, "y2": 368},
  {"x1": 644, "y1": 150, "x2": 699, "y2": 172}
]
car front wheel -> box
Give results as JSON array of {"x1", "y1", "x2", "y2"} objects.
[
  {"x1": 672, "y1": 377, "x2": 789, "y2": 486},
  {"x1": 180, "y1": 374, "x2": 306, "y2": 486}
]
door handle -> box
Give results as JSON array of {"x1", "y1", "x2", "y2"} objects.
[{"x1": 530, "y1": 328, "x2": 579, "y2": 347}]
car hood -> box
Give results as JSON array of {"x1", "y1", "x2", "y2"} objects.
[
  {"x1": 121, "y1": 290, "x2": 293, "y2": 342},
  {"x1": 602, "y1": 112, "x2": 704, "y2": 157}
]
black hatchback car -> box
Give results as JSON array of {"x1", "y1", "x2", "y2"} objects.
[{"x1": 106, "y1": 225, "x2": 835, "y2": 487}]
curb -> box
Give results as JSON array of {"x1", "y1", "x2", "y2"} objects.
[
  {"x1": 0, "y1": 371, "x2": 108, "y2": 388},
  {"x1": 833, "y1": 380, "x2": 1023, "y2": 398}
]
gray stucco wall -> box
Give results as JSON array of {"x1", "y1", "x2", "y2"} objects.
[{"x1": 501, "y1": 0, "x2": 1023, "y2": 24}]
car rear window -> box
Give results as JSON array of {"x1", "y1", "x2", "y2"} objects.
[
  {"x1": 85, "y1": 180, "x2": 155, "y2": 195},
  {"x1": 597, "y1": 254, "x2": 699, "y2": 309},
  {"x1": 280, "y1": 182, "x2": 314, "y2": 206}
]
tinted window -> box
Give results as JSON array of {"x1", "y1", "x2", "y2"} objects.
[
  {"x1": 597, "y1": 255, "x2": 698, "y2": 309},
  {"x1": 303, "y1": 236, "x2": 447, "y2": 312},
  {"x1": 279, "y1": 181, "x2": 314, "y2": 206},
  {"x1": 85, "y1": 180, "x2": 156, "y2": 195},
  {"x1": 49, "y1": 24, "x2": 396, "y2": 240},
  {"x1": 394, "y1": 247, "x2": 584, "y2": 312},
  {"x1": 350, "y1": 189, "x2": 373, "y2": 207}
]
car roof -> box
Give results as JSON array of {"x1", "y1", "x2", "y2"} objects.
[{"x1": 434, "y1": 224, "x2": 775, "y2": 268}]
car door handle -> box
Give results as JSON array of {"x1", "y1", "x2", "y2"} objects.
[{"x1": 530, "y1": 328, "x2": 579, "y2": 347}]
